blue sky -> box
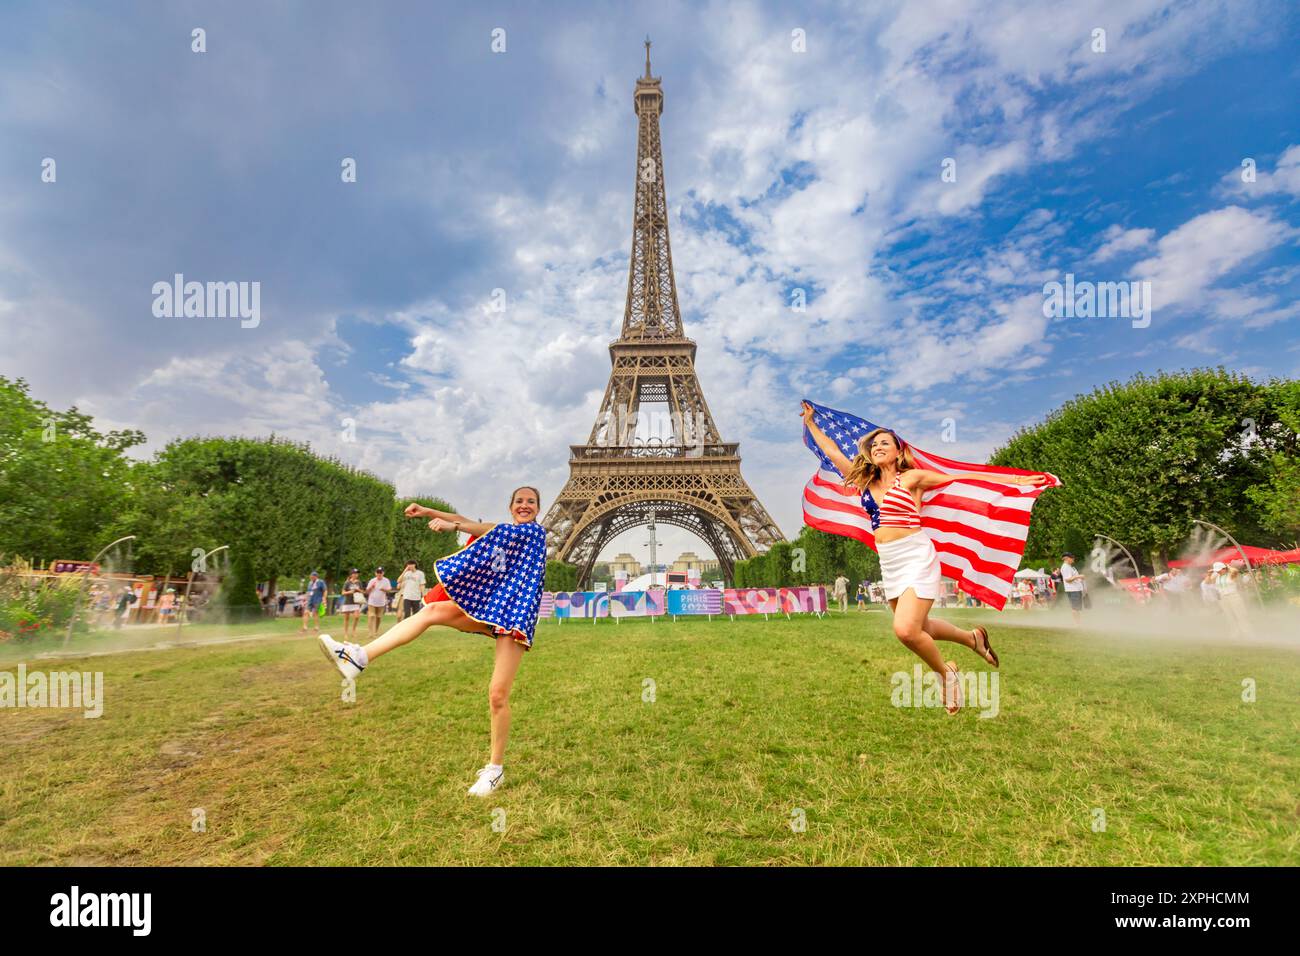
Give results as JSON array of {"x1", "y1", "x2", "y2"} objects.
[{"x1": 2, "y1": 0, "x2": 1298, "y2": 562}]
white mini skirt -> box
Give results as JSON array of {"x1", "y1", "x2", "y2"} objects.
[{"x1": 877, "y1": 530, "x2": 942, "y2": 601}]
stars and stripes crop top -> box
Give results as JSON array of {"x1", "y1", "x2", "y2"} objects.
[{"x1": 862, "y1": 476, "x2": 921, "y2": 530}]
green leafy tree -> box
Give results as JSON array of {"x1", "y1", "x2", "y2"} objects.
[
  {"x1": 1245, "y1": 380, "x2": 1300, "y2": 545},
  {"x1": 766, "y1": 541, "x2": 793, "y2": 587},
  {"x1": 991, "y1": 369, "x2": 1295, "y2": 566},
  {"x1": 731, "y1": 557, "x2": 748, "y2": 588},
  {"x1": 119, "y1": 437, "x2": 396, "y2": 590},
  {"x1": 390, "y1": 497, "x2": 460, "y2": 580},
  {"x1": 545, "y1": 560, "x2": 578, "y2": 592},
  {"x1": 217, "y1": 551, "x2": 262, "y2": 624},
  {"x1": 0, "y1": 377, "x2": 144, "y2": 562},
  {"x1": 785, "y1": 525, "x2": 880, "y2": 588}
]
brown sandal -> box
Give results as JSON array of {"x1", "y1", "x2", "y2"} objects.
[
  {"x1": 972, "y1": 626, "x2": 999, "y2": 668},
  {"x1": 942, "y1": 662, "x2": 963, "y2": 715}
]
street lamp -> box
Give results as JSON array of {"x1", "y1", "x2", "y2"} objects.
[{"x1": 643, "y1": 509, "x2": 663, "y2": 589}]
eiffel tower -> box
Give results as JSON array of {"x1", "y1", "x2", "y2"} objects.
[{"x1": 542, "y1": 41, "x2": 785, "y2": 586}]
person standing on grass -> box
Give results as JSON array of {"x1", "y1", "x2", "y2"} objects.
[
  {"x1": 802, "y1": 402, "x2": 1051, "y2": 714},
  {"x1": 832, "y1": 573, "x2": 849, "y2": 613},
  {"x1": 300, "y1": 571, "x2": 327, "y2": 633},
  {"x1": 396, "y1": 560, "x2": 426, "y2": 621},
  {"x1": 855, "y1": 582, "x2": 867, "y2": 612},
  {"x1": 113, "y1": 585, "x2": 137, "y2": 628},
  {"x1": 1214, "y1": 562, "x2": 1252, "y2": 639},
  {"x1": 339, "y1": 569, "x2": 364, "y2": 639},
  {"x1": 1200, "y1": 569, "x2": 1221, "y2": 607},
  {"x1": 1162, "y1": 566, "x2": 1191, "y2": 614},
  {"x1": 364, "y1": 567, "x2": 392, "y2": 639},
  {"x1": 319, "y1": 486, "x2": 546, "y2": 797},
  {"x1": 157, "y1": 587, "x2": 177, "y2": 621},
  {"x1": 92, "y1": 585, "x2": 112, "y2": 628},
  {"x1": 1059, "y1": 553, "x2": 1085, "y2": 625}
]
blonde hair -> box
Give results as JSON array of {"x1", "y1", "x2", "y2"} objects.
[{"x1": 843, "y1": 428, "x2": 916, "y2": 491}]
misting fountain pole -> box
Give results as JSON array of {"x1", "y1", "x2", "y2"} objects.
[
  {"x1": 179, "y1": 545, "x2": 229, "y2": 635},
  {"x1": 1193, "y1": 520, "x2": 1265, "y2": 609},
  {"x1": 1092, "y1": 534, "x2": 1139, "y2": 586},
  {"x1": 65, "y1": 535, "x2": 136, "y2": 647}
]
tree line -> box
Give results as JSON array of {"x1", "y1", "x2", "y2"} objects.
[
  {"x1": 732, "y1": 525, "x2": 881, "y2": 589},
  {"x1": 0, "y1": 377, "x2": 461, "y2": 599},
  {"x1": 991, "y1": 368, "x2": 1298, "y2": 569},
  {"x1": 1, "y1": 375, "x2": 686, "y2": 599},
  {"x1": 4, "y1": 367, "x2": 1297, "y2": 593}
]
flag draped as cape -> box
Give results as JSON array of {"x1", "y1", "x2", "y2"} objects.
[
  {"x1": 800, "y1": 400, "x2": 1060, "y2": 610},
  {"x1": 434, "y1": 520, "x2": 547, "y2": 647}
]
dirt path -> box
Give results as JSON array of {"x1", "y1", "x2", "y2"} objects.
[{"x1": 11, "y1": 628, "x2": 308, "y2": 663}]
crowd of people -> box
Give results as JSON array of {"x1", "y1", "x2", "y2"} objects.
[
  {"x1": 1143, "y1": 560, "x2": 1266, "y2": 639},
  {"x1": 86, "y1": 581, "x2": 197, "y2": 628},
  {"x1": 285, "y1": 561, "x2": 431, "y2": 636},
  {"x1": 823, "y1": 550, "x2": 1286, "y2": 642}
]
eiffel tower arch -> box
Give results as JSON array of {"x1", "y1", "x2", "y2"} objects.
[{"x1": 542, "y1": 41, "x2": 785, "y2": 587}]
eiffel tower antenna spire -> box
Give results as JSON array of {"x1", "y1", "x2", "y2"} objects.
[
  {"x1": 625, "y1": 38, "x2": 676, "y2": 340},
  {"x1": 541, "y1": 46, "x2": 785, "y2": 586}
]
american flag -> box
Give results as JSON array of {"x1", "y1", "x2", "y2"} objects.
[{"x1": 800, "y1": 400, "x2": 1060, "y2": 610}]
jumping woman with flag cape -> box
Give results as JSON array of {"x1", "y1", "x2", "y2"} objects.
[
  {"x1": 318, "y1": 486, "x2": 547, "y2": 796},
  {"x1": 800, "y1": 402, "x2": 1058, "y2": 714}
]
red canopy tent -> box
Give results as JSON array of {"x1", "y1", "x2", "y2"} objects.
[{"x1": 1167, "y1": 546, "x2": 1298, "y2": 568}]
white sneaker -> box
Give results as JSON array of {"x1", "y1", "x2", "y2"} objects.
[
  {"x1": 467, "y1": 765, "x2": 504, "y2": 797},
  {"x1": 317, "y1": 634, "x2": 366, "y2": 681}
]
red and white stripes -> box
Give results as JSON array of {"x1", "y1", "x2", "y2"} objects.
[{"x1": 802, "y1": 447, "x2": 1059, "y2": 610}]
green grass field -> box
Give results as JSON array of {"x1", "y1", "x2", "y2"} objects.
[{"x1": 2, "y1": 610, "x2": 1297, "y2": 865}]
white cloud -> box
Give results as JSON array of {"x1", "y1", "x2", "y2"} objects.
[
  {"x1": 1, "y1": 0, "x2": 1293, "y2": 561},
  {"x1": 1222, "y1": 144, "x2": 1300, "y2": 199},
  {"x1": 1093, "y1": 225, "x2": 1155, "y2": 262},
  {"x1": 1131, "y1": 206, "x2": 1295, "y2": 315}
]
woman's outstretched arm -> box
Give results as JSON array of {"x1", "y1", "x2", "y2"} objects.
[
  {"x1": 800, "y1": 402, "x2": 856, "y2": 481},
  {"x1": 428, "y1": 516, "x2": 497, "y2": 537},
  {"x1": 909, "y1": 469, "x2": 1049, "y2": 492},
  {"x1": 404, "y1": 502, "x2": 471, "y2": 523}
]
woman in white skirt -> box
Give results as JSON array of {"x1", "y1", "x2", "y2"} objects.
[{"x1": 802, "y1": 403, "x2": 1047, "y2": 713}]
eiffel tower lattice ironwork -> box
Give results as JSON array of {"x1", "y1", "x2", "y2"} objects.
[{"x1": 542, "y1": 41, "x2": 785, "y2": 586}]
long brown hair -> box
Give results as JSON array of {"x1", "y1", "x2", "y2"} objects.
[{"x1": 843, "y1": 428, "x2": 916, "y2": 491}]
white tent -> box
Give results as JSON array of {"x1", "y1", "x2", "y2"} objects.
[
  {"x1": 1014, "y1": 568, "x2": 1050, "y2": 579},
  {"x1": 620, "y1": 573, "x2": 668, "y2": 592}
]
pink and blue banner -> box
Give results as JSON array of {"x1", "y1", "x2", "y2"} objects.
[
  {"x1": 723, "y1": 587, "x2": 827, "y2": 615},
  {"x1": 666, "y1": 589, "x2": 723, "y2": 615},
  {"x1": 609, "y1": 590, "x2": 664, "y2": 618},
  {"x1": 540, "y1": 587, "x2": 825, "y2": 619},
  {"x1": 544, "y1": 591, "x2": 665, "y2": 619},
  {"x1": 548, "y1": 591, "x2": 605, "y2": 618}
]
